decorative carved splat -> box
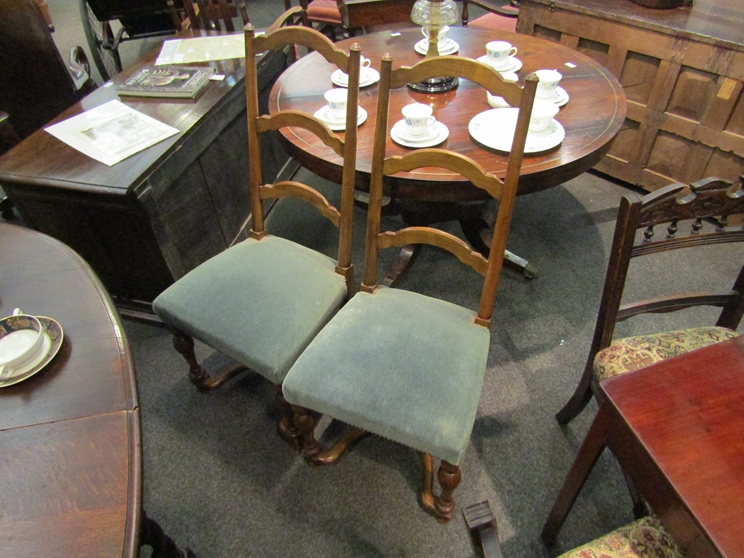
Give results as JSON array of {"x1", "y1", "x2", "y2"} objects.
[{"x1": 639, "y1": 176, "x2": 744, "y2": 230}]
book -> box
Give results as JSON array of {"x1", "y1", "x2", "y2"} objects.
[{"x1": 116, "y1": 66, "x2": 215, "y2": 99}]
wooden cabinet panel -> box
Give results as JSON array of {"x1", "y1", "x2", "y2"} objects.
[{"x1": 518, "y1": 0, "x2": 744, "y2": 192}]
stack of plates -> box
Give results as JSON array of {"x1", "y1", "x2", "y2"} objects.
[
  {"x1": 0, "y1": 311, "x2": 63, "y2": 388},
  {"x1": 414, "y1": 38, "x2": 459, "y2": 56},
  {"x1": 331, "y1": 68, "x2": 380, "y2": 88},
  {"x1": 390, "y1": 120, "x2": 449, "y2": 148}
]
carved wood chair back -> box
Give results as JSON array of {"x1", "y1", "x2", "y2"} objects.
[
  {"x1": 245, "y1": 21, "x2": 361, "y2": 293},
  {"x1": 557, "y1": 176, "x2": 744, "y2": 424},
  {"x1": 364, "y1": 55, "x2": 537, "y2": 325}
]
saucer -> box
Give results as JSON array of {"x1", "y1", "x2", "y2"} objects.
[
  {"x1": 330, "y1": 68, "x2": 380, "y2": 88},
  {"x1": 469, "y1": 108, "x2": 565, "y2": 154},
  {"x1": 541, "y1": 86, "x2": 569, "y2": 107},
  {"x1": 476, "y1": 55, "x2": 523, "y2": 74},
  {"x1": 414, "y1": 38, "x2": 459, "y2": 56},
  {"x1": 0, "y1": 316, "x2": 64, "y2": 388},
  {"x1": 314, "y1": 106, "x2": 368, "y2": 131},
  {"x1": 391, "y1": 120, "x2": 449, "y2": 148}
]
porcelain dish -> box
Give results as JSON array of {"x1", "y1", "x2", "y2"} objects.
[
  {"x1": 469, "y1": 108, "x2": 565, "y2": 153},
  {"x1": 314, "y1": 106, "x2": 368, "y2": 131},
  {"x1": 0, "y1": 316, "x2": 64, "y2": 388},
  {"x1": 548, "y1": 86, "x2": 569, "y2": 107},
  {"x1": 391, "y1": 120, "x2": 449, "y2": 148},
  {"x1": 414, "y1": 38, "x2": 459, "y2": 56},
  {"x1": 330, "y1": 68, "x2": 380, "y2": 88}
]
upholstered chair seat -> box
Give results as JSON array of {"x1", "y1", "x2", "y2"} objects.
[
  {"x1": 283, "y1": 286, "x2": 490, "y2": 465},
  {"x1": 306, "y1": 0, "x2": 342, "y2": 23},
  {"x1": 558, "y1": 516, "x2": 683, "y2": 558},
  {"x1": 153, "y1": 235, "x2": 347, "y2": 384},
  {"x1": 594, "y1": 326, "x2": 738, "y2": 381},
  {"x1": 468, "y1": 12, "x2": 518, "y2": 32}
]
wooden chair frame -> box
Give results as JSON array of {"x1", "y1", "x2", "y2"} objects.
[
  {"x1": 556, "y1": 176, "x2": 744, "y2": 424},
  {"x1": 289, "y1": 54, "x2": 537, "y2": 522}
]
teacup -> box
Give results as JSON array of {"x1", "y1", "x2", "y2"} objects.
[
  {"x1": 0, "y1": 308, "x2": 44, "y2": 379},
  {"x1": 323, "y1": 88, "x2": 348, "y2": 121},
  {"x1": 402, "y1": 103, "x2": 436, "y2": 137},
  {"x1": 422, "y1": 25, "x2": 449, "y2": 45},
  {"x1": 535, "y1": 69, "x2": 562, "y2": 99},
  {"x1": 486, "y1": 41, "x2": 518, "y2": 69},
  {"x1": 529, "y1": 99, "x2": 560, "y2": 133}
]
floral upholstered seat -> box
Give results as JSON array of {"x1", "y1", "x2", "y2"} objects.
[
  {"x1": 594, "y1": 326, "x2": 738, "y2": 381},
  {"x1": 559, "y1": 516, "x2": 683, "y2": 558}
]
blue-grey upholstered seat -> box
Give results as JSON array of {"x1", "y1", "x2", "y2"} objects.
[
  {"x1": 153, "y1": 235, "x2": 347, "y2": 384},
  {"x1": 282, "y1": 285, "x2": 490, "y2": 465}
]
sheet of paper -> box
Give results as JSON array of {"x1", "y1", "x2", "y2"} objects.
[
  {"x1": 44, "y1": 100, "x2": 180, "y2": 166},
  {"x1": 156, "y1": 34, "x2": 245, "y2": 65}
]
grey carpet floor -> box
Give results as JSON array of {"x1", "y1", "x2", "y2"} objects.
[
  {"x1": 127, "y1": 167, "x2": 743, "y2": 558},
  {"x1": 16, "y1": 2, "x2": 744, "y2": 556}
]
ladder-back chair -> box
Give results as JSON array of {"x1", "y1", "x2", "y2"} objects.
[
  {"x1": 152, "y1": 16, "x2": 361, "y2": 446},
  {"x1": 282, "y1": 54, "x2": 537, "y2": 522},
  {"x1": 556, "y1": 176, "x2": 744, "y2": 424}
]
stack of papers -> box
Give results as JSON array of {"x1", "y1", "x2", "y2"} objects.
[{"x1": 45, "y1": 100, "x2": 180, "y2": 166}]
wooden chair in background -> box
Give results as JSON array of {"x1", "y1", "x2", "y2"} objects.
[
  {"x1": 296, "y1": 0, "x2": 418, "y2": 40},
  {"x1": 461, "y1": 0, "x2": 519, "y2": 32},
  {"x1": 152, "y1": 20, "x2": 361, "y2": 447},
  {"x1": 556, "y1": 176, "x2": 744, "y2": 425},
  {"x1": 177, "y1": 0, "x2": 249, "y2": 31},
  {"x1": 281, "y1": 55, "x2": 537, "y2": 522}
]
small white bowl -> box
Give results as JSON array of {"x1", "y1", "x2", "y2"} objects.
[{"x1": 0, "y1": 309, "x2": 44, "y2": 379}]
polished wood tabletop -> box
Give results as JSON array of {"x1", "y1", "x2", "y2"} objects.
[
  {"x1": 270, "y1": 26, "x2": 627, "y2": 201},
  {"x1": 542, "y1": 336, "x2": 744, "y2": 557},
  {"x1": 0, "y1": 223, "x2": 140, "y2": 558}
]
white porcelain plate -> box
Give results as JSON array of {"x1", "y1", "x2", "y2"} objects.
[
  {"x1": 469, "y1": 108, "x2": 565, "y2": 153},
  {"x1": 330, "y1": 68, "x2": 380, "y2": 88},
  {"x1": 476, "y1": 55, "x2": 523, "y2": 74},
  {"x1": 391, "y1": 120, "x2": 449, "y2": 148},
  {"x1": 0, "y1": 316, "x2": 64, "y2": 388},
  {"x1": 414, "y1": 38, "x2": 459, "y2": 56},
  {"x1": 313, "y1": 106, "x2": 368, "y2": 131}
]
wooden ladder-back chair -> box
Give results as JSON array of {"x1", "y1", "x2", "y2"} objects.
[
  {"x1": 282, "y1": 55, "x2": 537, "y2": 522},
  {"x1": 556, "y1": 176, "x2": 744, "y2": 425},
  {"x1": 152, "y1": 17, "x2": 361, "y2": 447},
  {"x1": 461, "y1": 0, "x2": 519, "y2": 32}
]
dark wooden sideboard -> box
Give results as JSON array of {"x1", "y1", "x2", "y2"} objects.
[
  {"x1": 517, "y1": 0, "x2": 744, "y2": 193},
  {"x1": 0, "y1": 32, "x2": 291, "y2": 317}
]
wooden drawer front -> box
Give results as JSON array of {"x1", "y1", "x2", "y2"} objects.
[{"x1": 518, "y1": 2, "x2": 744, "y2": 192}]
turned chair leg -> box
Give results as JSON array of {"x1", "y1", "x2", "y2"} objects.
[
  {"x1": 170, "y1": 328, "x2": 247, "y2": 391},
  {"x1": 273, "y1": 384, "x2": 301, "y2": 450},
  {"x1": 292, "y1": 404, "x2": 321, "y2": 460},
  {"x1": 421, "y1": 453, "x2": 462, "y2": 523}
]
